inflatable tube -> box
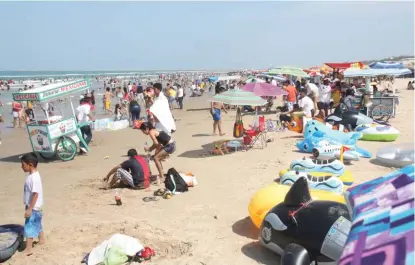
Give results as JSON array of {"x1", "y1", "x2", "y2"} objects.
[
  {"x1": 281, "y1": 243, "x2": 311, "y2": 265},
  {"x1": 355, "y1": 124, "x2": 399, "y2": 142},
  {"x1": 280, "y1": 171, "x2": 344, "y2": 194},
  {"x1": 287, "y1": 157, "x2": 345, "y2": 175},
  {"x1": 375, "y1": 143, "x2": 414, "y2": 168},
  {"x1": 248, "y1": 183, "x2": 346, "y2": 229},
  {"x1": 0, "y1": 225, "x2": 24, "y2": 262},
  {"x1": 279, "y1": 169, "x2": 354, "y2": 186}
]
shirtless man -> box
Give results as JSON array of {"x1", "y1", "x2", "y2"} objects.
[
  {"x1": 104, "y1": 87, "x2": 113, "y2": 115},
  {"x1": 210, "y1": 89, "x2": 228, "y2": 136}
]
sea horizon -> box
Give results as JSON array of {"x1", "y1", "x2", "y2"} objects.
[{"x1": 0, "y1": 69, "x2": 236, "y2": 79}]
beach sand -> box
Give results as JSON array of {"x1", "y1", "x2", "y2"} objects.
[{"x1": 0, "y1": 79, "x2": 413, "y2": 265}]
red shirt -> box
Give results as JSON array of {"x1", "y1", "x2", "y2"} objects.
[
  {"x1": 285, "y1": 85, "x2": 297, "y2": 102},
  {"x1": 134, "y1": 155, "x2": 151, "y2": 187}
]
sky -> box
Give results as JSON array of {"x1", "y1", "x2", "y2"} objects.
[{"x1": 0, "y1": 1, "x2": 413, "y2": 71}]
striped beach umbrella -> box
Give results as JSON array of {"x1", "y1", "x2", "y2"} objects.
[{"x1": 207, "y1": 90, "x2": 267, "y2": 106}]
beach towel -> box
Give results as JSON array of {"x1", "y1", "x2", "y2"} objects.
[{"x1": 150, "y1": 94, "x2": 176, "y2": 134}]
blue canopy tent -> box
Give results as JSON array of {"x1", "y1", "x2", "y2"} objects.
[{"x1": 369, "y1": 62, "x2": 405, "y2": 69}]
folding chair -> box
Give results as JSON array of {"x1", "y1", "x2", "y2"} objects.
[{"x1": 244, "y1": 115, "x2": 267, "y2": 149}]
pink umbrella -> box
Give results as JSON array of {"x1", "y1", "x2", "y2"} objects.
[{"x1": 241, "y1": 82, "x2": 288, "y2": 97}]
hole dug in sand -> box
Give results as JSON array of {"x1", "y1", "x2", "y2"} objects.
[{"x1": 47, "y1": 221, "x2": 192, "y2": 263}]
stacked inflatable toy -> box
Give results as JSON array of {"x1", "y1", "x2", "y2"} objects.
[
  {"x1": 258, "y1": 177, "x2": 352, "y2": 265},
  {"x1": 296, "y1": 120, "x2": 372, "y2": 159}
]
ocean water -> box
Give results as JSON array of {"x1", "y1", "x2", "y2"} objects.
[{"x1": 0, "y1": 70, "x2": 206, "y2": 79}]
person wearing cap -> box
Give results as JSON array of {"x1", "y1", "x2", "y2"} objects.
[
  {"x1": 318, "y1": 78, "x2": 332, "y2": 119},
  {"x1": 298, "y1": 89, "x2": 314, "y2": 118},
  {"x1": 103, "y1": 148, "x2": 148, "y2": 189}
]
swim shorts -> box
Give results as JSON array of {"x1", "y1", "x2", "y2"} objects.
[
  {"x1": 116, "y1": 168, "x2": 135, "y2": 188},
  {"x1": 24, "y1": 209, "x2": 43, "y2": 238},
  {"x1": 211, "y1": 108, "x2": 221, "y2": 121},
  {"x1": 163, "y1": 141, "x2": 176, "y2": 154},
  {"x1": 105, "y1": 101, "x2": 111, "y2": 110}
]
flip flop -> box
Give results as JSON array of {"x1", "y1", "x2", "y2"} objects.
[
  {"x1": 153, "y1": 188, "x2": 166, "y2": 196},
  {"x1": 143, "y1": 196, "x2": 159, "y2": 202}
]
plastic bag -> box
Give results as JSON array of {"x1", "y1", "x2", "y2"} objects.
[{"x1": 104, "y1": 246, "x2": 128, "y2": 265}]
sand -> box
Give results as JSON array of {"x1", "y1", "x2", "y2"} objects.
[{"x1": 0, "y1": 79, "x2": 413, "y2": 265}]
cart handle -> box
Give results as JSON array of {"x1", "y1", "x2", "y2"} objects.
[{"x1": 77, "y1": 121, "x2": 93, "y2": 128}]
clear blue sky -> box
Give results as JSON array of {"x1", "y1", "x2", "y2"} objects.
[{"x1": 0, "y1": 1, "x2": 413, "y2": 71}]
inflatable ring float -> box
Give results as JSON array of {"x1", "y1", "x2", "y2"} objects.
[
  {"x1": 355, "y1": 124, "x2": 399, "y2": 142},
  {"x1": 0, "y1": 225, "x2": 24, "y2": 262},
  {"x1": 279, "y1": 170, "x2": 345, "y2": 194},
  {"x1": 375, "y1": 143, "x2": 414, "y2": 168},
  {"x1": 279, "y1": 169, "x2": 354, "y2": 186},
  {"x1": 287, "y1": 157, "x2": 345, "y2": 175},
  {"x1": 248, "y1": 183, "x2": 346, "y2": 228}
]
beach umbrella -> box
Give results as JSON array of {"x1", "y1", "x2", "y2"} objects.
[
  {"x1": 268, "y1": 67, "x2": 308, "y2": 77},
  {"x1": 207, "y1": 90, "x2": 267, "y2": 106},
  {"x1": 258, "y1": 73, "x2": 286, "y2": 82},
  {"x1": 245, "y1": 78, "x2": 266, "y2": 84},
  {"x1": 242, "y1": 82, "x2": 288, "y2": 97},
  {"x1": 369, "y1": 61, "x2": 405, "y2": 69}
]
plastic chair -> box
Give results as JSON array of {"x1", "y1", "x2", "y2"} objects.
[{"x1": 244, "y1": 115, "x2": 267, "y2": 149}]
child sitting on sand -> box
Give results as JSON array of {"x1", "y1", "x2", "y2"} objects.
[{"x1": 20, "y1": 152, "x2": 45, "y2": 256}]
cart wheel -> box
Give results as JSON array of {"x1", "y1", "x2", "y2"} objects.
[
  {"x1": 38, "y1": 152, "x2": 56, "y2": 160},
  {"x1": 56, "y1": 136, "x2": 77, "y2": 161},
  {"x1": 371, "y1": 105, "x2": 392, "y2": 121}
]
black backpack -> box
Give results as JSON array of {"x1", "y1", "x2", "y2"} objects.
[{"x1": 164, "y1": 168, "x2": 188, "y2": 193}]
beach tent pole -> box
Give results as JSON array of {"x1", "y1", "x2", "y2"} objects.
[
  {"x1": 45, "y1": 104, "x2": 51, "y2": 124},
  {"x1": 69, "y1": 97, "x2": 76, "y2": 119}
]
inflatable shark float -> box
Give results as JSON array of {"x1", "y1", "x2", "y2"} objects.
[
  {"x1": 297, "y1": 131, "x2": 372, "y2": 158},
  {"x1": 325, "y1": 107, "x2": 373, "y2": 131},
  {"x1": 259, "y1": 177, "x2": 352, "y2": 265}
]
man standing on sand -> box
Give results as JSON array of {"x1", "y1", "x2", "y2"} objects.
[
  {"x1": 303, "y1": 80, "x2": 319, "y2": 117},
  {"x1": 77, "y1": 97, "x2": 94, "y2": 154},
  {"x1": 283, "y1": 80, "x2": 297, "y2": 111},
  {"x1": 150, "y1": 83, "x2": 176, "y2": 136},
  {"x1": 104, "y1": 87, "x2": 113, "y2": 115},
  {"x1": 318, "y1": 78, "x2": 332, "y2": 119}
]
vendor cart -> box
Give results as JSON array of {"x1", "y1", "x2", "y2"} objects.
[
  {"x1": 350, "y1": 94, "x2": 398, "y2": 122},
  {"x1": 12, "y1": 79, "x2": 91, "y2": 161}
]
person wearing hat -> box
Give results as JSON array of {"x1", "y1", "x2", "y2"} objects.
[{"x1": 103, "y1": 148, "x2": 149, "y2": 189}]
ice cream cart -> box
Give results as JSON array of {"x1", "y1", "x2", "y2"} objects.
[{"x1": 12, "y1": 79, "x2": 91, "y2": 161}]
